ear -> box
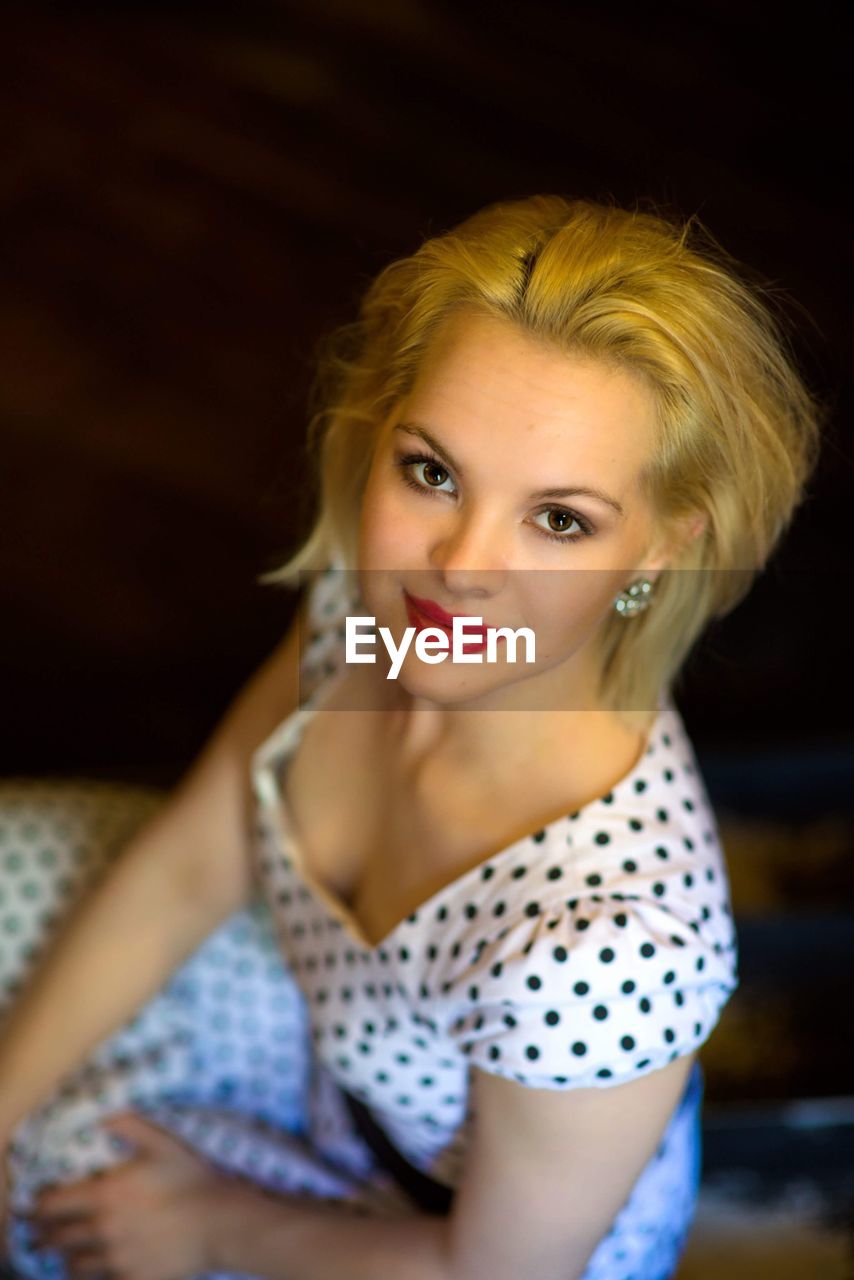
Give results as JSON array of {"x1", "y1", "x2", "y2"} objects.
[{"x1": 643, "y1": 511, "x2": 707, "y2": 578}]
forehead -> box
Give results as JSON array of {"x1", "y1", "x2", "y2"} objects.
[{"x1": 400, "y1": 310, "x2": 657, "y2": 482}]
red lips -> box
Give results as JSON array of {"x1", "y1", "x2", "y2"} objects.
[{"x1": 404, "y1": 591, "x2": 488, "y2": 638}]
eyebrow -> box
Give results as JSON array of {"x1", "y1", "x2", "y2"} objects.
[{"x1": 394, "y1": 423, "x2": 626, "y2": 518}]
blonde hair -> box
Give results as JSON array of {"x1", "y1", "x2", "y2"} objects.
[{"x1": 259, "y1": 195, "x2": 823, "y2": 715}]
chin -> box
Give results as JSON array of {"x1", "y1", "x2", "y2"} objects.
[{"x1": 395, "y1": 654, "x2": 513, "y2": 704}]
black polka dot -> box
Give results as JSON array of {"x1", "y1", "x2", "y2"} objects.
[
  {"x1": 544, "y1": 1010, "x2": 560, "y2": 1026},
  {"x1": 571, "y1": 1042, "x2": 588, "y2": 1056},
  {"x1": 593, "y1": 1005, "x2": 609, "y2": 1021},
  {"x1": 599, "y1": 948, "x2": 615, "y2": 964},
  {"x1": 640, "y1": 943, "x2": 656, "y2": 958},
  {"x1": 511, "y1": 866, "x2": 527, "y2": 879},
  {"x1": 585, "y1": 873, "x2": 602, "y2": 887},
  {"x1": 622, "y1": 859, "x2": 638, "y2": 873},
  {"x1": 546, "y1": 866, "x2": 564, "y2": 880},
  {"x1": 594, "y1": 831, "x2": 611, "y2": 845},
  {"x1": 526, "y1": 975, "x2": 542, "y2": 991},
  {"x1": 573, "y1": 981, "x2": 589, "y2": 995},
  {"x1": 553, "y1": 946, "x2": 568, "y2": 963},
  {"x1": 525, "y1": 1045, "x2": 541, "y2": 1060},
  {"x1": 532, "y1": 830, "x2": 547, "y2": 843},
  {"x1": 525, "y1": 902, "x2": 541, "y2": 917},
  {"x1": 620, "y1": 1035, "x2": 635, "y2": 1051},
  {"x1": 464, "y1": 903, "x2": 478, "y2": 919}
]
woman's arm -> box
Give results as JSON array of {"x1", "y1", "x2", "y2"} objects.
[
  {"x1": 206, "y1": 1182, "x2": 455, "y2": 1280},
  {"x1": 0, "y1": 592, "x2": 308, "y2": 1140},
  {"x1": 204, "y1": 1053, "x2": 697, "y2": 1280}
]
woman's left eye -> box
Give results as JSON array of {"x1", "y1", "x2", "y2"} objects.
[
  {"x1": 394, "y1": 451, "x2": 594, "y2": 544},
  {"x1": 534, "y1": 507, "x2": 593, "y2": 543}
]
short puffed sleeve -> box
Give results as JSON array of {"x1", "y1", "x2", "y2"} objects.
[{"x1": 447, "y1": 892, "x2": 738, "y2": 1090}]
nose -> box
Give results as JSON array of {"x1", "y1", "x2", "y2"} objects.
[{"x1": 427, "y1": 512, "x2": 507, "y2": 597}]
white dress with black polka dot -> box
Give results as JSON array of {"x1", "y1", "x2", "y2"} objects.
[
  {"x1": 0, "y1": 561, "x2": 738, "y2": 1280},
  {"x1": 250, "y1": 563, "x2": 740, "y2": 1278}
]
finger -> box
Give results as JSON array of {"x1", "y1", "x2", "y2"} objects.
[
  {"x1": 36, "y1": 1174, "x2": 106, "y2": 1218},
  {"x1": 65, "y1": 1249, "x2": 115, "y2": 1280},
  {"x1": 35, "y1": 1218, "x2": 104, "y2": 1251},
  {"x1": 100, "y1": 1111, "x2": 178, "y2": 1155}
]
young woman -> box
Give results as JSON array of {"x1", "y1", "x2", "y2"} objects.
[{"x1": 0, "y1": 195, "x2": 821, "y2": 1280}]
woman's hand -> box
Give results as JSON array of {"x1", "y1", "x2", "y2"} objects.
[{"x1": 26, "y1": 1111, "x2": 233, "y2": 1280}]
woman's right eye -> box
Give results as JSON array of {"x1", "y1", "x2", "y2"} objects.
[{"x1": 395, "y1": 451, "x2": 456, "y2": 495}]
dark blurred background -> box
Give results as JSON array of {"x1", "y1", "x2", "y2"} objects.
[
  {"x1": 1, "y1": 2, "x2": 853, "y2": 1270},
  {"x1": 2, "y1": 0, "x2": 852, "y2": 784}
]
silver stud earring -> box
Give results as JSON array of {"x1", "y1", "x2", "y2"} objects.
[{"x1": 613, "y1": 577, "x2": 656, "y2": 617}]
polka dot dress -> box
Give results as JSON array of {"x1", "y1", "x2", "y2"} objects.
[
  {"x1": 0, "y1": 790, "x2": 412, "y2": 1280},
  {"x1": 249, "y1": 562, "x2": 740, "y2": 1279},
  {"x1": 0, "y1": 561, "x2": 739, "y2": 1280}
]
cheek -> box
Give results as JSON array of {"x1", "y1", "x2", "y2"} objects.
[
  {"x1": 359, "y1": 473, "x2": 422, "y2": 566},
  {"x1": 529, "y1": 569, "x2": 623, "y2": 653}
]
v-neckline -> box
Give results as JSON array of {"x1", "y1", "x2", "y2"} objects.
[{"x1": 252, "y1": 664, "x2": 671, "y2": 955}]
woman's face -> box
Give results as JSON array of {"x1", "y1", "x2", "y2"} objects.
[{"x1": 356, "y1": 309, "x2": 675, "y2": 712}]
